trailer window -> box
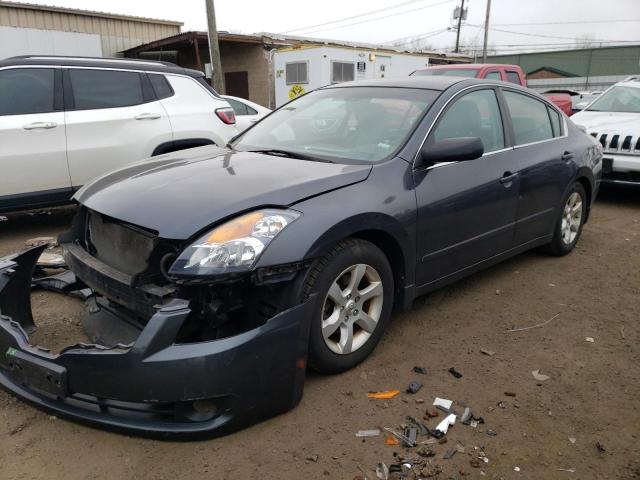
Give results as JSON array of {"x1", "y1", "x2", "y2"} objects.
[
  {"x1": 286, "y1": 62, "x2": 308, "y2": 84},
  {"x1": 331, "y1": 62, "x2": 355, "y2": 84}
]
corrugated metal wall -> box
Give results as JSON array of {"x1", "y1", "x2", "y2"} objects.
[
  {"x1": 0, "y1": 25, "x2": 103, "y2": 57},
  {"x1": 0, "y1": 3, "x2": 181, "y2": 56}
]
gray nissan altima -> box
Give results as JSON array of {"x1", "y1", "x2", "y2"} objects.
[{"x1": 0, "y1": 76, "x2": 602, "y2": 438}]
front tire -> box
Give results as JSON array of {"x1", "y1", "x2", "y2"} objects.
[
  {"x1": 545, "y1": 182, "x2": 587, "y2": 256},
  {"x1": 302, "y1": 239, "x2": 394, "y2": 373}
]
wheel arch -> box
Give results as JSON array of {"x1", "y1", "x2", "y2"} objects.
[{"x1": 575, "y1": 167, "x2": 595, "y2": 222}]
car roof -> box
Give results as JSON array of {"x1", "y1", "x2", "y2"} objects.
[
  {"x1": 0, "y1": 55, "x2": 205, "y2": 78},
  {"x1": 417, "y1": 63, "x2": 520, "y2": 70},
  {"x1": 328, "y1": 76, "x2": 468, "y2": 91},
  {"x1": 616, "y1": 76, "x2": 640, "y2": 89}
]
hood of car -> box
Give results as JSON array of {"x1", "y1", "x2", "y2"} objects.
[
  {"x1": 75, "y1": 145, "x2": 372, "y2": 239},
  {"x1": 571, "y1": 111, "x2": 640, "y2": 137}
]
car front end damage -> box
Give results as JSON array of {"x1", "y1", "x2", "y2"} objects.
[{"x1": 0, "y1": 209, "x2": 316, "y2": 439}]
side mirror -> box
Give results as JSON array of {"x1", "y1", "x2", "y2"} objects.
[{"x1": 416, "y1": 137, "x2": 484, "y2": 169}]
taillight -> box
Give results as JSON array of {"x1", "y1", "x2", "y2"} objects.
[{"x1": 216, "y1": 107, "x2": 236, "y2": 125}]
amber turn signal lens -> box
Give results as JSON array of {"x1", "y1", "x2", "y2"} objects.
[{"x1": 206, "y1": 211, "x2": 264, "y2": 244}]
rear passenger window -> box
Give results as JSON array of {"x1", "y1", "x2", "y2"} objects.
[
  {"x1": 0, "y1": 68, "x2": 55, "y2": 116},
  {"x1": 149, "y1": 74, "x2": 174, "y2": 99},
  {"x1": 69, "y1": 69, "x2": 145, "y2": 110},
  {"x1": 547, "y1": 106, "x2": 562, "y2": 137},
  {"x1": 503, "y1": 90, "x2": 554, "y2": 144},
  {"x1": 433, "y1": 89, "x2": 505, "y2": 153},
  {"x1": 225, "y1": 97, "x2": 249, "y2": 115},
  {"x1": 506, "y1": 71, "x2": 521, "y2": 84}
]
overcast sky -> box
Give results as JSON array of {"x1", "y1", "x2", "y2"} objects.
[{"x1": 13, "y1": 0, "x2": 640, "y2": 53}]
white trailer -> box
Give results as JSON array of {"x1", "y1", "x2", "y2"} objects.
[{"x1": 273, "y1": 44, "x2": 434, "y2": 107}]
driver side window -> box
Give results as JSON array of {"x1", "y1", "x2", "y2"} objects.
[{"x1": 432, "y1": 89, "x2": 505, "y2": 153}]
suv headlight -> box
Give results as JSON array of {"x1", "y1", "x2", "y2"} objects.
[{"x1": 169, "y1": 209, "x2": 300, "y2": 276}]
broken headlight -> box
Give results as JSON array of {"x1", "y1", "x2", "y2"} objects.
[{"x1": 169, "y1": 209, "x2": 300, "y2": 276}]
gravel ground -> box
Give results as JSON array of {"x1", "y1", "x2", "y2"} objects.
[{"x1": 0, "y1": 188, "x2": 638, "y2": 480}]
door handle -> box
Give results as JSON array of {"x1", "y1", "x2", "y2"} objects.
[
  {"x1": 499, "y1": 171, "x2": 519, "y2": 186},
  {"x1": 23, "y1": 122, "x2": 58, "y2": 130},
  {"x1": 250, "y1": 119, "x2": 259, "y2": 123},
  {"x1": 134, "y1": 113, "x2": 161, "y2": 120},
  {"x1": 561, "y1": 151, "x2": 575, "y2": 161}
]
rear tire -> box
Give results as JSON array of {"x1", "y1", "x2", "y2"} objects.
[
  {"x1": 545, "y1": 182, "x2": 587, "y2": 256},
  {"x1": 302, "y1": 239, "x2": 394, "y2": 374}
]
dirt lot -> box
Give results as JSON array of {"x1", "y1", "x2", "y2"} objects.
[{"x1": 1, "y1": 188, "x2": 638, "y2": 480}]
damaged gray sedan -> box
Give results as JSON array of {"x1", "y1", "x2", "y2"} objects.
[{"x1": 0, "y1": 77, "x2": 600, "y2": 438}]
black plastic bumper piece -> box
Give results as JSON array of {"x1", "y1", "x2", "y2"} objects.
[{"x1": 0, "y1": 247, "x2": 315, "y2": 440}]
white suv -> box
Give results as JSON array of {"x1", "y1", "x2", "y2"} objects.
[
  {"x1": 572, "y1": 76, "x2": 640, "y2": 186},
  {"x1": 0, "y1": 56, "x2": 238, "y2": 212}
]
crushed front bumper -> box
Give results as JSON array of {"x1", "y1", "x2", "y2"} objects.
[{"x1": 0, "y1": 247, "x2": 314, "y2": 439}]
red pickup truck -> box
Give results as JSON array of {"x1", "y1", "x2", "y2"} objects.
[{"x1": 411, "y1": 64, "x2": 573, "y2": 115}]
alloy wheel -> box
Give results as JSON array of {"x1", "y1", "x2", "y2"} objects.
[
  {"x1": 561, "y1": 191, "x2": 583, "y2": 245},
  {"x1": 321, "y1": 263, "x2": 384, "y2": 355}
]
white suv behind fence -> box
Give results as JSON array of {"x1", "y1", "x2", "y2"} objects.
[{"x1": 0, "y1": 56, "x2": 238, "y2": 212}]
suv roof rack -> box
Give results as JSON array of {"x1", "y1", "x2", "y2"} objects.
[{"x1": 8, "y1": 55, "x2": 177, "y2": 67}]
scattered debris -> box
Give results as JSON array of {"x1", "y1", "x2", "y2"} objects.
[
  {"x1": 25, "y1": 236, "x2": 57, "y2": 248},
  {"x1": 406, "y1": 416, "x2": 430, "y2": 436},
  {"x1": 456, "y1": 443, "x2": 465, "y2": 454},
  {"x1": 31, "y1": 270, "x2": 92, "y2": 300},
  {"x1": 486, "y1": 429, "x2": 497, "y2": 436},
  {"x1": 404, "y1": 427, "x2": 418, "y2": 447},
  {"x1": 433, "y1": 398, "x2": 453, "y2": 410},
  {"x1": 448, "y1": 367, "x2": 463, "y2": 379},
  {"x1": 621, "y1": 326, "x2": 625, "y2": 339},
  {"x1": 480, "y1": 348, "x2": 495, "y2": 357},
  {"x1": 532, "y1": 369, "x2": 550, "y2": 382},
  {"x1": 383, "y1": 427, "x2": 415, "y2": 447},
  {"x1": 585, "y1": 337, "x2": 595, "y2": 343},
  {"x1": 558, "y1": 468, "x2": 576, "y2": 473},
  {"x1": 415, "y1": 398, "x2": 425, "y2": 404},
  {"x1": 569, "y1": 437, "x2": 576, "y2": 444},
  {"x1": 417, "y1": 446, "x2": 435, "y2": 457},
  {"x1": 506, "y1": 312, "x2": 560, "y2": 333},
  {"x1": 406, "y1": 380, "x2": 423, "y2": 394},
  {"x1": 433, "y1": 414, "x2": 456, "y2": 438},
  {"x1": 367, "y1": 390, "x2": 400, "y2": 399},
  {"x1": 37, "y1": 252, "x2": 66, "y2": 268},
  {"x1": 306, "y1": 454, "x2": 319, "y2": 462},
  {"x1": 504, "y1": 391, "x2": 517, "y2": 397},
  {"x1": 412, "y1": 366, "x2": 427, "y2": 375},
  {"x1": 460, "y1": 407, "x2": 472, "y2": 424},
  {"x1": 375, "y1": 462, "x2": 389, "y2": 480},
  {"x1": 355, "y1": 429, "x2": 381, "y2": 437},
  {"x1": 514, "y1": 466, "x2": 521, "y2": 472},
  {"x1": 470, "y1": 459, "x2": 482, "y2": 468},
  {"x1": 596, "y1": 441, "x2": 606, "y2": 453},
  {"x1": 384, "y1": 434, "x2": 399, "y2": 446},
  {"x1": 443, "y1": 448, "x2": 457, "y2": 459},
  {"x1": 425, "y1": 409, "x2": 439, "y2": 418}
]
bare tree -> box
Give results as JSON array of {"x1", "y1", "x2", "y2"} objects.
[{"x1": 574, "y1": 34, "x2": 599, "y2": 49}]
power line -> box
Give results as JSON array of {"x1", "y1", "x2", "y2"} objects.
[
  {"x1": 281, "y1": 0, "x2": 453, "y2": 36},
  {"x1": 466, "y1": 24, "x2": 637, "y2": 44},
  {"x1": 492, "y1": 19, "x2": 640, "y2": 27},
  {"x1": 386, "y1": 28, "x2": 450, "y2": 46},
  {"x1": 279, "y1": 0, "x2": 437, "y2": 34}
]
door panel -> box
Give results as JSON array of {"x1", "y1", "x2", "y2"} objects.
[
  {"x1": 64, "y1": 68, "x2": 172, "y2": 188},
  {"x1": 0, "y1": 67, "x2": 70, "y2": 199},
  {"x1": 501, "y1": 89, "x2": 573, "y2": 244},
  {"x1": 414, "y1": 153, "x2": 520, "y2": 286}
]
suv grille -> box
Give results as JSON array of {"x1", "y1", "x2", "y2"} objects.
[{"x1": 590, "y1": 132, "x2": 640, "y2": 154}]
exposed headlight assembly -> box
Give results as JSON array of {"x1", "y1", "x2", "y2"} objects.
[{"x1": 170, "y1": 209, "x2": 300, "y2": 276}]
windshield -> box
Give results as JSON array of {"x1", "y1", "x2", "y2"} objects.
[
  {"x1": 413, "y1": 68, "x2": 479, "y2": 78},
  {"x1": 586, "y1": 86, "x2": 640, "y2": 113},
  {"x1": 231, "y1": 87, "x2": 438, "y2": 163}
]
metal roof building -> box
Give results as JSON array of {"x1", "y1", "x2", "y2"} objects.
[{"x1": 0, "y1": 1, "x2": 182, "y2": 58}]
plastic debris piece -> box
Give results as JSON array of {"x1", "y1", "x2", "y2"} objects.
[
  {"x1": 443, "y1": 448, "x2": 457, "y2": 459},
  {"x1": 480, "y1": 348, "x2": 495, "y2": 356},
  {"x1": 514, "y1": 466, "x2": 521, "y2": 472},
  {"x1": 37, "y1": 252, "x2": 66, "y2": 268},
  {"x1": 385, "y1": 434, "x2": 399, "y2": 446},
  {"x1": 448, "y1": 367, "x2": 463, "y2": 378},
  {"x1": 460, "y1": 407, "x2": 472, "y2": 424},
  {"x1": 456, "y1": 443, "x2": 465, "y2": 453},
  {"x1": 406, "y1": 380, "x2": 423, "y2": 394},
  {"x1": 433, "y1": 397, "x2": 453, "y2": 410},
  {"x1": 470, "y1": 420, "x2": 479, "y2": 428},
  {"x1": 406, "y1": 416, "x2": 430, "y2": 436},
  {"x1": 558, "y1": 468, "x2": 576, "y2": 473},
  {"x1": 376, "y1": 462, "x2": 389, "y2": 480},
  {"x1": 433, "y1": 413, "x2": 456, "y2": 437},
  {"x1": 532, "y1": 369, "x2": 550, "y2": 381},
  {"x1": 585, "y1": 337, "x2": 595, "y2": 343},
  {"x1": 367, "y1": 390, "x2": 400, "y2": 399},
  {"x1": 569, "y1": 437, "x2": 576, "y2": 444},
  {"x1": 413, "y1": 366, "x2": 427, "y2": 374},
  {"x1": 355, "y1": 429, "x2": 381, "y2": 437},
  {"x1": 404, "y1": 427, "x2": 418, "y2": 447},
  {"x1": 383, "y1": 427, "x2": 415, "y2": 447}
]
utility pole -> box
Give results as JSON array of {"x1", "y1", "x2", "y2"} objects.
[
  {"x1": 482, "y1": 0, "x2": 492, "y2": 62},
  {"x1": 454, "y1": 0, "x2": 465, "y2": 53},
  {"x1": 205, "y1": 0, "x2": 225, "y2": 93}
]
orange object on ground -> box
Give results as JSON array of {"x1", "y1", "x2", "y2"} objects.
[
  {"x1": 367, "y1": 390, "x2": 400, "y2": 399},
  {"x1": 385, "y1": 435, "x2": 399, "y2": 445}
]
